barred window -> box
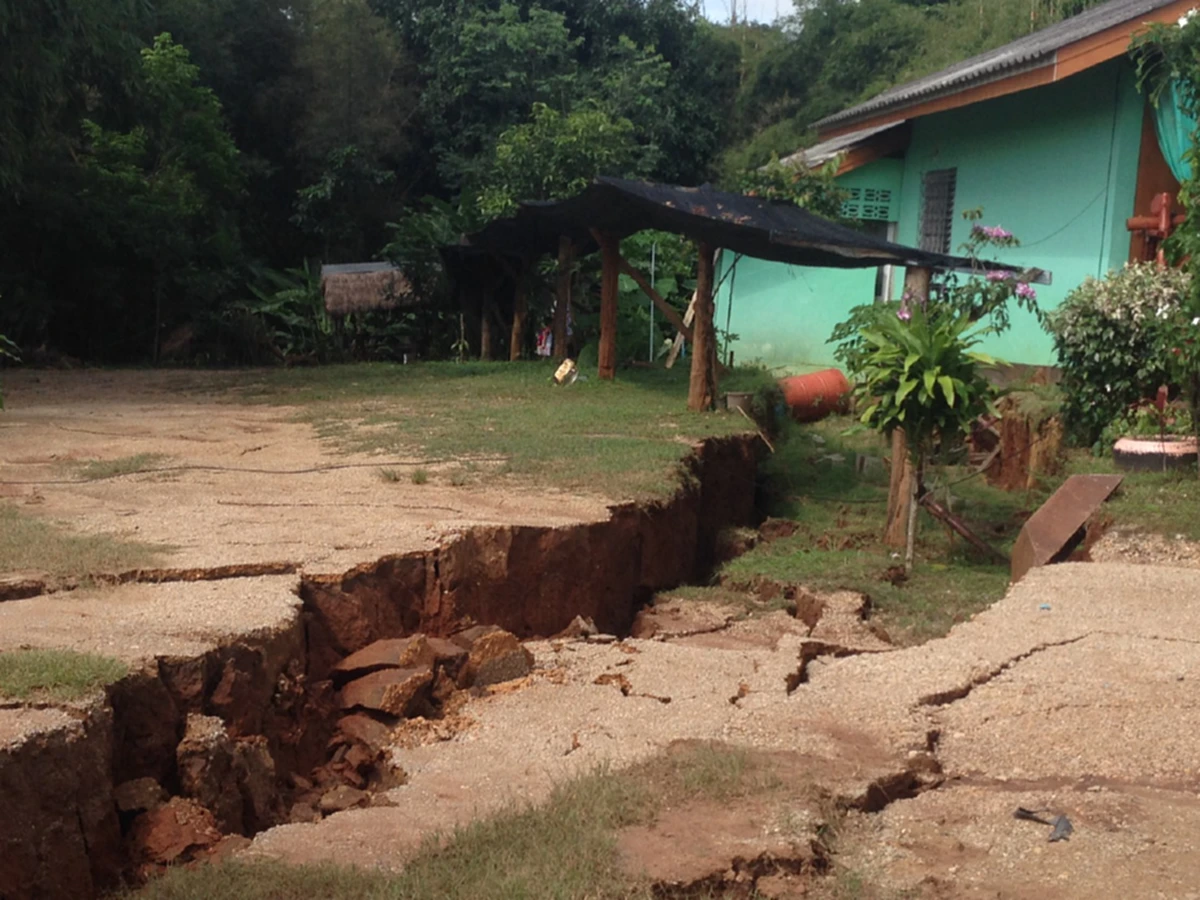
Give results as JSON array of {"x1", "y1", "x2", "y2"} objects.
[{"x1": 919, "y1": 168, "x2": 957, "y2": 254}]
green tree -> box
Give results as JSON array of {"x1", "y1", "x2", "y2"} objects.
[
  {"x1": 0, "y1": 0, "x2": 143, "y2": 196},
  {"x1": 478, "y1": 102, "x2": 640, "y2": 217},
  {"x1": 149, "y1": 0, "x2": 308, "y2": 265},
  {"x1": 291, "y1": 0, "x2": 416, "y2": 259},
  {"x1": 419, "y1": 3, "x2": 582, "y2": 191},
  {"x1": 79, "y1": 34, "x2": 244, "y2": 359}
]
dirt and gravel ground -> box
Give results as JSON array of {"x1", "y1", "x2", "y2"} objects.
[
  {"x1": 5, "y1": 370, "x2": 1200, "y2": 898},
  {"x1": 244, "y1": 562, "x2": 1200, "y2": 899},
  {"x1": 0, "y1": 370, "x2": 610, "y2": 581}
]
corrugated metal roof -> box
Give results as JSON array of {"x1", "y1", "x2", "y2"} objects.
[
  {"x1": 779, "y1": 122, "x2": 904, "y2": 169},
  {"x1": 817, "y1": 0, "x2": 1178, "y2": 130},
  {"x1": 319, "y1": 262, "x2": 399, "y2": 276}
]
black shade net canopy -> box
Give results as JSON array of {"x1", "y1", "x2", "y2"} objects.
[{"x1": 454, "y1": 176, "x2": 1046, "y2": 279}]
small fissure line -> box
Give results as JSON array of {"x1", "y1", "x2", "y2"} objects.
[{"x1": 917, "y1": 634, "x2": 1092, "y2": 708}]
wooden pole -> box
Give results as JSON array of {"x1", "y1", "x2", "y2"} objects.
[
  {"x1": 687, "y1": 241, "x2": 718, "y2": 411},
  {"x1": 665, "y1": 294, "x2": 696, "y2": 369},
  {"x1": 597, "y1": 231, "x2": 620, "y2": 380},
  {"x1": 509, "y1": 272, "x2": 528, "y2": 361},
  {"x1": 615, "y1": 253, "x2": 693, "y2": 341},
  {"x1": 553, "y1": 237, "x2": 574, "y2": 360}
]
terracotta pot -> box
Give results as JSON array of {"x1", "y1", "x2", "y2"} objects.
[
  {"x1": 778, "y1": 369, "x2": 851, "y2": 423},
  {"x1": 1112, "y1": 435, "x2": 1198, "y2": 472}
]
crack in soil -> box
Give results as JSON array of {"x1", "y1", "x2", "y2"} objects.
[
  {"x1": 917, "y1": 635, "x2": 1092, "y2": 707},
  {"x1": 0, "y1": 562, "x2": 300, "y2": 603},
  {"x1": 784, "y1": 640, "x2": 891, "y2": 694},
  {"x1": 651, "y1": 843, "x2": 832, "y2": 899}
]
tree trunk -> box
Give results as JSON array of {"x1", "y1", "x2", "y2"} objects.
[
  {"x1": 902, "y1": 265, "x2": 931, "y2": 307},
  {"x1": 904, "y1": 457, "x2": 921, "y2": 574},
  {"x1": 597, "y1": 232, "x2": 620, "y2": 380},
  {"x1": 553, "y1": 237, "x2": 573, "y2": 360},
  {"x1": 884, "y1": 429, "x2": 912, "y2": 548},
  {"x1": 687, "y1": 242, "x2": 718, "y2": 411}
]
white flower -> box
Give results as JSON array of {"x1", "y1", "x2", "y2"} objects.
[
  {"x1": 1193, "y1": 317, "x2": 1200, "y2": 326},
  {"x1": 1183, "y1": 8, "x2": 1199, "y2": 27}
]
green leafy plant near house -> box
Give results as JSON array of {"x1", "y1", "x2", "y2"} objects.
[
  {"x1": 834, "y1": 214, "x2": 1033, "y2": 570},
  {"x1": 1045, "y1": 263, "x2": 1191, "y2": 445},
  {"x1": 831, "y1": 210, "x2": 1038, "y2": 373}
]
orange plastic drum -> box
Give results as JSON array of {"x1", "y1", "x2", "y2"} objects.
[{"x1": 778, "y1": 368, "x2": 851, "y2": 422}]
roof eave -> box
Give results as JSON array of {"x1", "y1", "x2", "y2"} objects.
[{"x1": 817, "y1": 54, "x2": 1055, "y2": 134}]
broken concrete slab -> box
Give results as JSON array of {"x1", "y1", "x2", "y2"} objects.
[
  {"x1": 449, "y1": 624, "x2": 501, "y2": 650},
  {"x1": 458, "y1": 630, "x2": 534, "y2": 688},
  {"x1": 334, "y1": 713, "x2": 394, "y2": 753},
  {"x1": 127, "y1": 797, "x2": 221, "y2": 867},
  {"x1": 338, "y1": 667, "x2": 432, "y2": 717},
  {"x1": 332, "y1": 634, "x2": 467, "y2": 683},
  {"x1": 1011, "y1": 474, "x2": 1123, "y2": 583}
]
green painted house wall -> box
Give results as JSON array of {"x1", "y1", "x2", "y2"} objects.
[
  {"x1": 718, "y1": 58, "x2": 1146, "y2": 372},
  {"x1": 717, "y1": 159, "x2": 904, "y2": 373}
]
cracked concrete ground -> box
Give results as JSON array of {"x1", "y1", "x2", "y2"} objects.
[{"x1": 249, "y1": 561, "x2": 1200, "y2": 898}]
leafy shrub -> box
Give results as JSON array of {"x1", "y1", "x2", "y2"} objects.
[
  {"x1": 1045, "y1": 263, "x2": 1191, "y2": 444},
  {"x1": 851, "y1": 303, "x2": 996, "y2": 461}
]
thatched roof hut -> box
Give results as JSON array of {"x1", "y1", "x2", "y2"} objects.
[{"x1": 321, "y1": 262, "x2": 414, "y2": 315}]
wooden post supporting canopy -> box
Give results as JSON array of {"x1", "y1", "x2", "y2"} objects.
[
  {"x1": 509, "y1": 267, "x2": 528, "y2": 361},
  {"x1": 687, "y1": 241, "x2": 718, "y2": 411},
  {"x1": 553, "y1": 237, "x2": 574, "y2": 360},
  {"x1": 596, "y1": 231, "x2": 620, "y2": 380}
]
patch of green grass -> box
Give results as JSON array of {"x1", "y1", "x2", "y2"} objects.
[
  {"x1": 1064, "y1": 451, "x2": 1200, "y2": 539},
  {"x1": 378, "y1": 468, "x2": 402, "y2": 483},
  {"x1": 0, "y1": 504, "x2": 169, "y2": 579},
  {"x1": 729, "y1": 417, "x2": 1026, "y2": 644},
  {"x1": 73, "y1": 453, "x2": 167, "y2": 481},
  {"x1": 447, "y1": 467, "x2": 471, "y2": 487},
  {"x1": 410, "y1": 468, "x2": 429, "y2": 485},
  {"x1": 124, "y1": 743, "x2": 765, "y2": 900},
  {"x1": 0, "y1": 649, "x2": 127, "y2": 701},
  {"x1": 230, "y1": 361, "x2": 777, "y2": 500}
]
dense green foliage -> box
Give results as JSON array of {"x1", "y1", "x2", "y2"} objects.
[
  {"x1": 0, "y1": 0, "x2": 1109, "y2": 365},
  {"x1": 1046, "y1": 263, "x2": 1191, "y2": 445}
]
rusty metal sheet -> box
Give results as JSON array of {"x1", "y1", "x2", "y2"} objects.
[{"x1": 1011, "y1": 474, "x2": 1123, "y2": 584}]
